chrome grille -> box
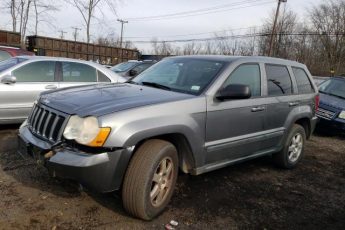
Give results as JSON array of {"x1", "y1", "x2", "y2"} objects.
[
  {"x1": 316, "y1": 108, "x2": 336, "y2": 120},
  {"x1": 28, "y1": 104, "x2": 67, "y2": 143}
]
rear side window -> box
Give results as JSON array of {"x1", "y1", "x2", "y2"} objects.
[
  {"x1": 292, "y1": 67, "x2": 314, "y2": 94},
  {"x1": 13, "y1": 61, "x2": 55, "y2": 82},
  {"x1": 62, "y1": 62, "x2": 97, "y2": 82},
  {"x1": 266, "y1": 64, "x2": 292, "y2": 96},
  {"x1": 97, "y1": 70, "x2": 110, "y2": 82},
  {"x1": 223, "y1": 64, "x2": 261, "y2": 97}
]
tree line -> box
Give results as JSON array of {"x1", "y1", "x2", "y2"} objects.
[
  {"x1": 1, "y1": 0, "x2": 345, "y2": 76},
  {"x1": 147, "y1": 0, "x2": 345, "y2": 76}
]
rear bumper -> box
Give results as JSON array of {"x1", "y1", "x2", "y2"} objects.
[{"x1": 18, "y1": 124, "x2": 133, "y2": 193}]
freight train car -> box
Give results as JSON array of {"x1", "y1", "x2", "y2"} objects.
[
  {"x1": 26, "y1": 35, "x2": 140, "y2": 65},
  {"x1": 0, "y1": 30, "x2": 21, "y2": 47}
]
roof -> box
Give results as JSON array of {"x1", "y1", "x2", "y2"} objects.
[
  {"x1": 15, "y1": 55, "x2": 106, "y2": 67},
  {"x1": 167, "y1": 55, "x2": 305, "y2": 66}
]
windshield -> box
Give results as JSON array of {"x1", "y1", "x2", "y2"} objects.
[
  {"x1": 132, "y1": 58, "x2": 226, "y2": 95},
  {"x1": 319, "y1": 78, "x2": 345, "y2": 99},
  {"x1": 0, "y1": 57, "x2": 27, "y2": 73},
  {"x1": 110, "y1": 62, "x2": 138, "y2": 72}
]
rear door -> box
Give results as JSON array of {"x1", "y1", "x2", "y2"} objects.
[
  {"x1": 57, "y1": 61, "x2": 99, "y2": 88},
  {"x1": 0, "y1": 60, "x2": 58, "y2": 122},
  {"x1": 261, "y1": 64, "x2": 298, "y2": 150}
]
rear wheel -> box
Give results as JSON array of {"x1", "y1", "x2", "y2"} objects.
[
  {"x1": 273, "y1": 124, "x2": 306, "y2": 169},
  {"x1": 122, "y1": 139, "x2": 178, "y2": 220}
]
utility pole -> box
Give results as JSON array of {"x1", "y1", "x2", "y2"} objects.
[
  {"x1": 58, "y1": 30, "x2": 67, "y2": 39},
  {"x1": 117, "y1": 19, "x2": 128, "y2": 62},
  {"x1": 72, "y1": 27, "x2": 82, "y2": 42},
  {"x1": 268, "y1": 0, "x2": 287, "y2": 56},
  {"x1": 117, "y1": 19, "x2": 128, "y2": 48}
]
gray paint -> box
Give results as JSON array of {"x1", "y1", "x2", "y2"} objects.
[{"x1": 19, "y1": 55, "x2": 318, "y2": 192}]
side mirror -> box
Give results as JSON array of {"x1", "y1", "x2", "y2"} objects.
[
  {"x1": 129, "y1": 69, "x2": 138, "y2": 76},
  {"x1": 216, "y1": 84, "x2": 251, "y2": 101},
  {"x1": 1, "y1": 75, "x2": 16, "y2": 84}
]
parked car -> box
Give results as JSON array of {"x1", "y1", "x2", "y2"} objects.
[
  {"x1": 0, "y1": 56, "x2": 125, "y2": 124},
  {"x1": 0, "y1": 46, "x2": 34, "y2": 61},
  {"x1": 316, "y1": 76, "x2": 345, "y2": 131},
  {"x1": 110, "y1": 60, "x2": 156, "y2": 78},
  {"x1": 313, "y1": 76, "x2": 330, "y2": 85},
  {"x1": 18, "y1": 56, "x2": 318, "y2": 220}
]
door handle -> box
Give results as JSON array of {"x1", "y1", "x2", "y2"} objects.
[
  {"x1": 45, "y1": 85, "x2": 57, "y2": 90},
  {"x1": 251, "y1": 106, "x2": 265, "y2": 112},
  {"x1": 289, "y1": 102, "x2": 300, "y2": 107}
]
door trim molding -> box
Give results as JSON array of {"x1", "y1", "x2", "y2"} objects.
[{"x1": 205, "y1": 127, "x2": 285, "y2": 150}]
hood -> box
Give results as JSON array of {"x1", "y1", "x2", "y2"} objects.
[
  {"x1": 319, "y1": 93, "x2": 345, "y2": 110},
  {"x1": 39, "y1": 83, "x2": 193, "y2": 117}
]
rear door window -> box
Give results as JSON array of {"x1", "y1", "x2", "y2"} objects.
[
  {"x1": 292, "y1": 67, "x2": 314, "y2": 94},
  {"x1": 12, "y1": 61, "x2": 56, "y2": 82},
  {"x1": 62, "y1": 62, "x2": 97, "y2": 82},
  {"x1": 266, "y1": 64, "x2": 292, "y2": 96}
]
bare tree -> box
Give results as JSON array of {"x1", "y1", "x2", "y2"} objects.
[
  {"x1": 309, "y1": 0, "x2": 345, "y2": 74},
  {"x1": 11, "y1": 0, "x2": 33, "y2": 46},
  {"x1": 95, "y1": 35, "x2": 136, "y2": 49},
  {"x1": 150, "y1": 38, "x2": 172, "y2": 55},
  {"x1": 33, "y1": 0, "x2": 58, "y2": 35},
  {"x1": 182, "y1": 42, "x2": 202, "y2": 55},
  {"x1": 10, "y1": 0, "x2": 18, "y2": 32},
  {"x1": 65, "y1": 0, "x2": 118, "y2": 43}
]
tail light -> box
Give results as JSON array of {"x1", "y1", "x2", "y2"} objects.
[{"x1": 315, "y1": 94, "x2": 320, "y2": 112}]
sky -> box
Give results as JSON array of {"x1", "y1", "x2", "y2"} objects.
[{"x1": 0, "y1": 0, "x2": 325, "y2": 53}]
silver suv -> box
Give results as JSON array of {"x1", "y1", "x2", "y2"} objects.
[{"x1": 18, "y1": 56, "x2": 319, "y2": 220}]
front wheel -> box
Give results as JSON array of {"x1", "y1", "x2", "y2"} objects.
[
  {"x1": 122, "y1": 139, "x2": 178, "y2": 220},
  {"x1": 273, "y1": 124, "x2": 306, "y2": 169}
]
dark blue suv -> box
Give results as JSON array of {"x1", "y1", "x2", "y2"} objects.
[{"x1": 317, "y1": 77, "x2": 345, "y2": 131}]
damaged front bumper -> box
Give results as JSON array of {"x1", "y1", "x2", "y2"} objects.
[{"x1": 18, "y1": 123, "x2": 133, "y2": 193}]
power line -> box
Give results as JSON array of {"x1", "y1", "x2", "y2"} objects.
[
  {"x1": 129, "y1": 32, "x2": 345, "y2": 44},
  {"x1": 125, "y1": 0, "x2": 268, "y2": 21},
  {"x1": 124, "y1": 26, "x2": 263, "y2": 39},
  {"x1": 91, "y1": 0, "x2": 275, "y2": 26},
  {"x1": 124, "y1": 0, "x2": 276, "y2": 22}
]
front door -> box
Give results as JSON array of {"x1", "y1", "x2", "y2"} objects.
[{"x1": 205, "y1": 63, "x2": 266, "y2": 164}]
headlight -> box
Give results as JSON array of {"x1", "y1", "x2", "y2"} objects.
[
  {"x1": 339, "y1": 111, "x2": 345, "y2": 120},
  {"x1": 63, "y1": 115, "x2": 111, "y2": 147}
]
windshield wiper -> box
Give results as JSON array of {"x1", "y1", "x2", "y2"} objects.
[{"x1": 141, "y1": 81, "x2": 171, "y2": 91}]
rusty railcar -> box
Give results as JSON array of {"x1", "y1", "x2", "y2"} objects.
[{"x1": 26, "y1": 35, "x2": 139, "y2": 65}]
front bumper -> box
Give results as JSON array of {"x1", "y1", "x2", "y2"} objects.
[
  {"x1": 18, "y1": 124, "x2": 133, "y2": 193},
  {"x1": 317, "y1": 117, "x2": 345, "y2": 131}
]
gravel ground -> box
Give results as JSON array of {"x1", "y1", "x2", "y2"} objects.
[{"x1": 0, "y1": 124, "x2": 344, "y2": 230}]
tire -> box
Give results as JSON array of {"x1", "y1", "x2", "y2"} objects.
[
  {"x1": 122, "y1": 139, "x2": 178, "y2": 220},
  {"x1": 273, "y1": 124, "x2": 306, "y2": 169}
]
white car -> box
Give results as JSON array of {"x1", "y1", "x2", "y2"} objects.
[{"x1": 0, "y1": 56, "x2": 126, "y2": 124}]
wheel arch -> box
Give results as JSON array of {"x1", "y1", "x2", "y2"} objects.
[
  {"x1": 294, "y1": 117, "x2": 311, "y2": 139},
  {"x1": 130, "y1": 133, "x2": 196, "y2": 174}
]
